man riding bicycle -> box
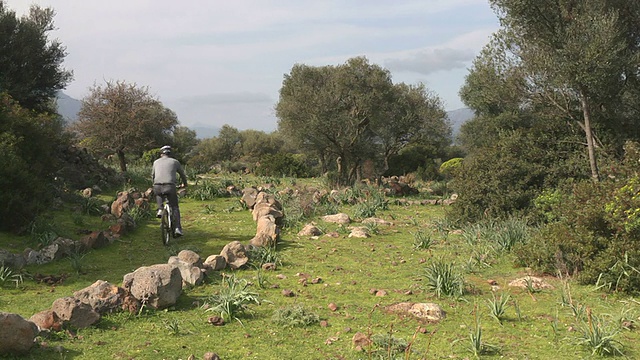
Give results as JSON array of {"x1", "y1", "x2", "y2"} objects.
[{"x1": 152, "y1": 145, "x2": 188, "y2": 237}]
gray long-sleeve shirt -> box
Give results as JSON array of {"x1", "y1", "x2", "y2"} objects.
[{"x1": 152, "y1": 155, "x2": 187, "y2": 185}]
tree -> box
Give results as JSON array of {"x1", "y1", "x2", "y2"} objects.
[
  {"x1": 0, "y1": 1, "x2": 73, "y2": 112},
  {"x1": 489, "y1": 0, "x2": 640, "y2": 181},
  {"x1": 171, "y1": 125, "x2": 199, "y2": 163},
  {"x1": 74, "y1": 81, "x2": 178, "y2": 172},
  {"x1": 0, "y1": 94, "x2": 67, "y2": 230},
  {"x1": 276, "y1": 56, "x2": 449, "y2": 185}
]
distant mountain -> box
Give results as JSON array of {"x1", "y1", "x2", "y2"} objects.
[
  {"x1": 191, "y1": 125, "x2": 220, "y2": 139},
  {"x1": 56, "y1": 91, "x2": 82, "y2": 124},
  {"x1": 446, "y1": 107, "x2": 474, "y2": 139}
]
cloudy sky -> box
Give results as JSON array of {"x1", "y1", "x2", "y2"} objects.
[{"x1": 9, "y1": 0, "x2": 500, "y2": 132}]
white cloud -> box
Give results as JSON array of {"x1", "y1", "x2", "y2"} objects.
[{"x1": 6, "y1": 0, "x2": 500, "y2": 130}]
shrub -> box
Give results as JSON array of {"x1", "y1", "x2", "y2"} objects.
[
  {"x1": 271, "y1": 305, "x2": 319, "y2": 327},
  {"x1": 203, "y1": 274, "x2": 261, "y2": 322},
  {"x1": 439, "y1": 157, "x2": 463, "y2": 179},
  {"x1": 424, "y1": 260, "x2": 465, "y2": 298},
  {"x1": 254, "y1": 153, "x2": 309, "y2": 178},
  {"x1": 513, "y1": 177, "x2": 640, "y2": 294}
]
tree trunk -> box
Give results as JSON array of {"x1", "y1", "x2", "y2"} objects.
[
  {"x1": 579, "y1": 91, "x2": 599, "y2": 182},
  {"x1": 117, "y1": 148, "x2": 127, "y2": 173}
]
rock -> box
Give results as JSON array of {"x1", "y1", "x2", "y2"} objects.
[
  {"x1": 220, "y1": 241, "x2": 249, "y2": 270},
  {"x1": 111, "y1": 191, "x2": 133, "y2": 218},
  {"x1": 29, "y1": 310, "x2": 62, "y2": 331},
  {"x1": 386, "y1": 302, "x2": 446, "y2": 322},
  {"x1": 0, "y1": 249, "x2": 25, "y2": 269},
  {"x1": 508, "y1": 276, "x2": 554, "y2": 290},
  {"x1": 168, "y1": 257, "x2": 204, "y2": 286},
  {"x1": 79, "y1": 231, "x2": 110, "y2": 250},
  {"x1": 298, "y1": 223, "x2": 322, "y2": 236},
  {"x1": 51, "y1": 297, "x2": 101, "y2": 329},
  {"x1": 122, "y1": 264, "x2": 183, "y2": 309},
  {"x1": 240, "y1": 187, "x2": 259, "y2": 209},
  {"x1": 0, "y1": 312, "x2": 39, "y2": 355},
  {"x1": 73, "y1": 280, "x2": 126, "y2": 314},
  {"x1": 177, "y1": 250, "x2": 203, "y2": 268},
  {"x1": 348, "y1": 227, "x2": 370, "y2": 238},
  {"x1": 203, "y1": 352, "x2": 221, "y2": 360},
  {"x1": 362, "y1": 217, "x2": 393, "y2": 226},
  {"x1": 203, "y1": 255, "x2": 227, "y2": 272},
  {"x1": 352, "y1": 332, "x2": 371, "y2": 351},
  {"x1": 407, "y1": 303, "x2": 446, "y2": 321},
  {"x1": 322, "y1": 213, "x2": 351, "y2": 224},
  {"x1": 249, "y1": 215, "x2": 279, "y2": 247}
]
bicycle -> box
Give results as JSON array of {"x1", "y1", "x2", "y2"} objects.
[{"x1": 160, "y1": 199, "x2": 175, "y2": 246}]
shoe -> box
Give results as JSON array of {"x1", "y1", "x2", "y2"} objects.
[
  {"x1": 174, "y1": 228, "x2": 183, "y2": 237},
  {"x1": 156, "y1": 209, "x2": 163, "y2": 218}
]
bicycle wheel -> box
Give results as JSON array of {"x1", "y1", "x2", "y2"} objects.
[{"x1": 161, "y1": 204, "x2": 172, "y2": 246}]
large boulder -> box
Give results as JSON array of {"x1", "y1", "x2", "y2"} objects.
[
  {"x1": 203, "y1": 255, "x2": 227, "y2": 272},
  {"x1": 0, "y1": 312, "x2": 39, "y2": 355},
  {"x1": 51, "y1": 297, "x2": 101, "y2": 329},
  {"x1": 111, "y1": 191, "x2": 134, "y2": 218},
  {"x1": 240, "y1": 187, "x2": 259, "y2": 209},
  {"x1": 0, "y1": 249, "x2": 25, "y2": 269},
  {"x1": 73, "y1": 280, "x2": 126, "y2": 314},
  {"x1": 122, "y1": 264, "x2": 183, "y2": 309},
  {"x1": 249, "y1": 215, "x2": 279, "y2": 247},
  {"x1": 220, "y1": 241, "x2": 249, "y2": 270},
  {"x1": 168, "y1": 257, "x2": 204, "y2": 286}
]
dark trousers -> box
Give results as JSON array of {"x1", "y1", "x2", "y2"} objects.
[{"x1": 154, "y1": 184, "x2": 182, "y2": 229}]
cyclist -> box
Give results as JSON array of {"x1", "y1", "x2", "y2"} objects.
[{"x1": 152, "y1": 145, "x2": 188, "y2": 237}]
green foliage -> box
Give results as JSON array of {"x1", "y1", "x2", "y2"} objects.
[
  {"x1": 424, "y1": 260, "x2": 465, "y2": 298},
  {"x1": 271, "y1": 305, "x2": 319, "y2": 328},
  {"x1": 487, "y1": 292, "x2": 510, "y2": 324},
  {"x1": 466, "y1": 303, "x2": 499, "y2": 357},
  {"x1": 247, "y1": 245, "x2": 281, "y2": 267},
  {"x1": 577, "y1": 309, "x2": 624, "y2": 357},
  {"x1": 74, "y1": 81, "x2": 178, "y2": 172},
  {"x1": 29, "y1": 217, "x2": 58, "y2": 248},
  {"x1": 369, "y1": 333, "x2": 410, "y2": 359},
  {"x1": 0, "y1": 95, "x2": 68, "y2": 231},
  {"x1": 448, "y1": 122, "x2": 586, "y2": 224},
  {"x1": 412, "y1": 230, "x2": 434, "y2": 250},
  {"x1": 0, "y1": 264, "x2": 23, "y2": 288},
  {"x1": 187, "y1": 181, "x2": 229, "y2": 201},
  {"x1": 79, "y1": 196, "x2": 104, "y2": 216},
  {"x1": 254, "y1": 153, "x2": 309, "y2": 178},
  {"x1": 0, "y1": 2, "x2": 73, "y2": 112},
  {"x1": 439, "y1": 157, "x2": 463, "y2": 178},
  {"x1": 513, "y1": 176, "x2": 640, "y2": 294},
  {"x1": 276, "y1": 57, "x2": 450, "y2": 186},
  {"x1": 204, "y1": 274, "x2": 261, "y2": 322}
]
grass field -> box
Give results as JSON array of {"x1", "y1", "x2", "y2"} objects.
[{"x1": 1, "y1": 177, "x2": 639, "y2": 359}]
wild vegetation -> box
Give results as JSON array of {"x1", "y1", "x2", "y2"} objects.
[{"x1": 3, "y1": 0, "x2": 640, "y2": 358}]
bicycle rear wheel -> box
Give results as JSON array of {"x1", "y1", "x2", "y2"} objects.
[{"x1": 161, "y1": 204, "x2": 172, "y2": 246}]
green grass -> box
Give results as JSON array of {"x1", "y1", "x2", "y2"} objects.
[{"x1": 1, "y1": 177, "x2": 639, "y2": 359}]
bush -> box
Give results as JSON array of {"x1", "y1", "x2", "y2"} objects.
[
  {"x1": 513, "y1": 177, "x2": 640, "y2": 294},
  {"x1": 0, "y1": 94, "x2": 67, "y2": 231},
  {"x1": 254, "y1": 153, "x2": 309, "y2": 177}
]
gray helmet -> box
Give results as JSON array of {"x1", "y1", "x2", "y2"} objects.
[{"x1": 160, "y1": 145, "x2": 171, "y2": 154}]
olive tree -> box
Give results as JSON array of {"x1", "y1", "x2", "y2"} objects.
[
  {"x1": 0, "y1": 1, "x2": 72, "y2": 112},
  {"x1": 74, "y1": 81, "x2": 178, "y2": 172}
]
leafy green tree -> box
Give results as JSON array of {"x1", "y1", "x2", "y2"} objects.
[
  {"x1": 171, "y1": 125, "x2": 199, "y2": 163},
  {"x1": 73, "y1": 81, "x2": 178, "y2": 172},
  {"x1": 277, "y1": 57, "x2": 449, "y2": 185},
  {"x1": 0, "y1": 94, "x2": 67, "y2": 230},
  {"x1": 0, "y1": 2, "x2": 72, "y2": 112},
  {"x1": 489, "y1": 0, "x2": 640, "y2": 181}
]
